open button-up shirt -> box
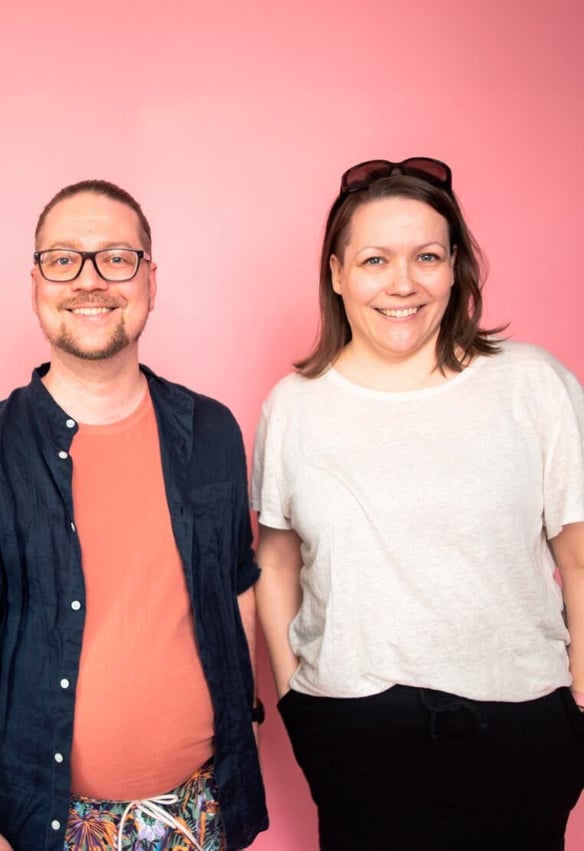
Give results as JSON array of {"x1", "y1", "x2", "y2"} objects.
[{"x1": 0, "y1": 364, "x2": 267, "y2": 850}]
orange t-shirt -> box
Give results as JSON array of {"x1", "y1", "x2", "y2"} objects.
[{"x1": 69, "y1": 390, "x2": 214, "y2": 799}]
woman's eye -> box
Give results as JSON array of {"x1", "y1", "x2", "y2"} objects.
[
  {"x1": 418, "y1": 253, "x2": 440, "y2": 263},
  {"x1": 364, "y1": 256, "x2": 384, "y2": 266}
]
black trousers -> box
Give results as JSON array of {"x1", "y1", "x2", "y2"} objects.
[{"x1": 278, "y1": 685, "x2": 584, "y2": 851}]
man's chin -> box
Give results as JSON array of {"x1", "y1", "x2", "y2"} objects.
[{"x1": 53, "y1": 334, "x2": 131, "y2": 361}]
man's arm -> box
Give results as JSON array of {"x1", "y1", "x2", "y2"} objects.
[
  {"x1": 238, "y1": 586, "x2": 257, "y2": 686},
  {"x1": 254, "y1": 525, "x2": 303, "y2": 699},
  {"x1": 237, "y1": 585, "x2": 265, "y2": 742},
  {"x1": 551, "y1": 521, "x2": 584, "y2": 706}
]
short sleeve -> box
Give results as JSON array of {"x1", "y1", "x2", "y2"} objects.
[
  {"x1": 251, "y1": 386, "x2": 294, "y2": 531},
  {"x1": 543, "y1": 366, "x2": 584, "y2": 539}
]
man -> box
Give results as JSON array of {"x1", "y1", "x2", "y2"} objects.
[{"x1": 0, "y1": 181, "x2": 268, "y2": 851}]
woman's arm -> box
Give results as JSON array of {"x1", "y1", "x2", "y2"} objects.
[
  {"x1": 0, "y1": 835, "x2": 14, "y2": 850},
  {"x1": 551, "y1": 521, "x2": 584, "y2": 705},
  {"x1": 255, "y1": 525, "x2": 303, "y2": 698}
]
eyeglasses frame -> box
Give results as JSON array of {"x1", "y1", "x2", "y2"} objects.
[{"x1": 33, "y1": 248, "x2": 152, "y2": 283}]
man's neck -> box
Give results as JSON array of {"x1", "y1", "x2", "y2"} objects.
[{"x1": 41, "y1": 349, "x2": 148, "y2": 425}]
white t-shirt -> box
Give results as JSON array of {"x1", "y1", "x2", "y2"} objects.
[{"x1": 251, "y1": 341, "x2": 584, "y2": 702}]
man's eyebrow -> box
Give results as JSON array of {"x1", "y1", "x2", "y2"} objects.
[{"x1": 41, "y1": 241, "x2": 138, "y2": 250}]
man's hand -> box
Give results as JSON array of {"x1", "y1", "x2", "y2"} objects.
[{"x1": 0, "y1": 835, "x2": 14, "y2": 850}]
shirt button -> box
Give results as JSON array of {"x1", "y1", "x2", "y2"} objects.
[
  {"x1": 51, "y1": 820, "x2": 61, "y2": 830},
  {"x1": 65, "y1": 418, "x2": 76, "y2": 428},
  {"x1": 71, "y1": 600, "x2": 81, "y2": 611},
  {"x1": 58, "y1": 450, "x2": 68, "y2": 460},
  {"x1": 54, "y1": 752, "x2": 64, "y2": 763},
  {"x1": 60, "y1": 678, "x2": 70, "y2": 689}
]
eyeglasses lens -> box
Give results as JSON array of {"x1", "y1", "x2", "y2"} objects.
[
  {"x1": 341, "y1": 158, "x2": 451, "y2": 194},
  {"x1": 401, "y1": 158, "x2": 450, "y2": 187},
  {"x1": 38, "y1": 249, "x2": 139, "y2": 282}
]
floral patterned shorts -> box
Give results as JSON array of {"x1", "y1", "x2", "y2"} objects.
[{"x1": 64, "y1": 760, "x2": 225, "y2": 851}]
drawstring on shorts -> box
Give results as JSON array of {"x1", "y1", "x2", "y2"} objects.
[{"x1": 117, "y1": 794, "x2": 204, "y2": 851}]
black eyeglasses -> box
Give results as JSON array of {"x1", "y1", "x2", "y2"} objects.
[
  {"x1": 33, "y1": 248, "x2": 152, "y2": 283},
  {"x1": 340, "y1": 157, "x2": 452, "y2": 195}
]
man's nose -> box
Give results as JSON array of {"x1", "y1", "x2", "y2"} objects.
[{"x1": 71, "y1": 256, "x2": 109, "y2": 290}]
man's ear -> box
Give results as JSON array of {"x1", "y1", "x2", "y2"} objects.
[
  {"x1": 148, "y1": 262, "x2": 158, "y2": 311},
  {"x1": 31, "y1": 268, "x2": 39, "y2": 316}
]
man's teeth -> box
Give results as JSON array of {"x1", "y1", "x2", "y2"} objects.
[
  {"x1": 378, "y1": 307, "x2": 419, "y2": 317},
  {"x1": 71, "y1": 307, "x2": 112, "y2": 316}
]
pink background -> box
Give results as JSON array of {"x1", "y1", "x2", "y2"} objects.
[{"x1": 1, "y1": 0, "x2": 583, "y2": 847}]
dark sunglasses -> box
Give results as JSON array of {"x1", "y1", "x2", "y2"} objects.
[{"x1": 340, "y1": 157, "x2": 452, "y2": 195}]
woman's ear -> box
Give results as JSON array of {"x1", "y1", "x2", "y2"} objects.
[{"x1": 330, "y1": 255, "x2": 342, "y2": 294}]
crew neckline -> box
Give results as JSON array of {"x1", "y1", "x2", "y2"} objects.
[
  {"x1": 76, "y1": 387, "x2": 151, "y2": 435},
  {"x1": 326, "y1": 355, "x2": 489, "y2": 400}
]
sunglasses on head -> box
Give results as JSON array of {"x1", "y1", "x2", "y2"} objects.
[{"x1": 340, "y1": 157, "x2": 453, "y2": 195}]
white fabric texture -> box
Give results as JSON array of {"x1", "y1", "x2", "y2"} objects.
[{"x1": 251, "y1": 341, "x2": 584, "y2": 702}]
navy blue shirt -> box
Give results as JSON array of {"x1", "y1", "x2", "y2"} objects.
[{"x1": 0, "y1": 365, "x2": 268, "y2": 850}]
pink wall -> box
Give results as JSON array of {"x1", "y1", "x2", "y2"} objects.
[{"x1": 1, "y1": 1, "x2": 583, "y2": 847}]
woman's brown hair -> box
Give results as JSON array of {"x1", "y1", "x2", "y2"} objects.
[{"x1": 295, "y1": 174, "x2": 505, "y2": 377}]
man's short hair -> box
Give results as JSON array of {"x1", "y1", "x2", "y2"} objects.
[{"x1": 35, "y1": 179, "x2": 152, "y2": 253}]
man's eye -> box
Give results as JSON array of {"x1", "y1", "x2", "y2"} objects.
[
  {"x1": 102, "y1": 252, "x2": 132, "y2": 265},
  {"x1": 44, "y1": 254, "x2": 75, "y2": 267}
]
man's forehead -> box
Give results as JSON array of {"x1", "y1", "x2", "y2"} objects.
[
  {"x1": 45, "y1": 192, "x2": 137, "y2": 223},
  {"x1": 38, "y1": 192, "x2": 143, "y2": 245}
]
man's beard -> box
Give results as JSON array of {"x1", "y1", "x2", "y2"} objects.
[
  {"x1": 35, "y1": 291, "x2": 150, "y2": 361},
  {"x1": 51, "y1": 321, "x2": 136, "y2": 361}
]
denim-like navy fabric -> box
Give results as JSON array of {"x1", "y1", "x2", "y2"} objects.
[{"x1": 0, "y1": 364, "x2": 268, "y2": 851}]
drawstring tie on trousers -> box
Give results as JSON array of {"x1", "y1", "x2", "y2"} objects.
[
  {"x1": 117, "y1": 794, "x2": 204, "y2": 851},
  {"x1": 418, "y1": 688, "x2": 489, "y2": 742}
]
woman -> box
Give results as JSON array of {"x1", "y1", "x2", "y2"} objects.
[{"x1": 251, "y1": 158, "x2": 584, "y2": 851}]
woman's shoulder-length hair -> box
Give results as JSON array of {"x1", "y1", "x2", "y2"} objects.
[{"x1": 295, "y1": 175, "x2": 506, "y2": 378}]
